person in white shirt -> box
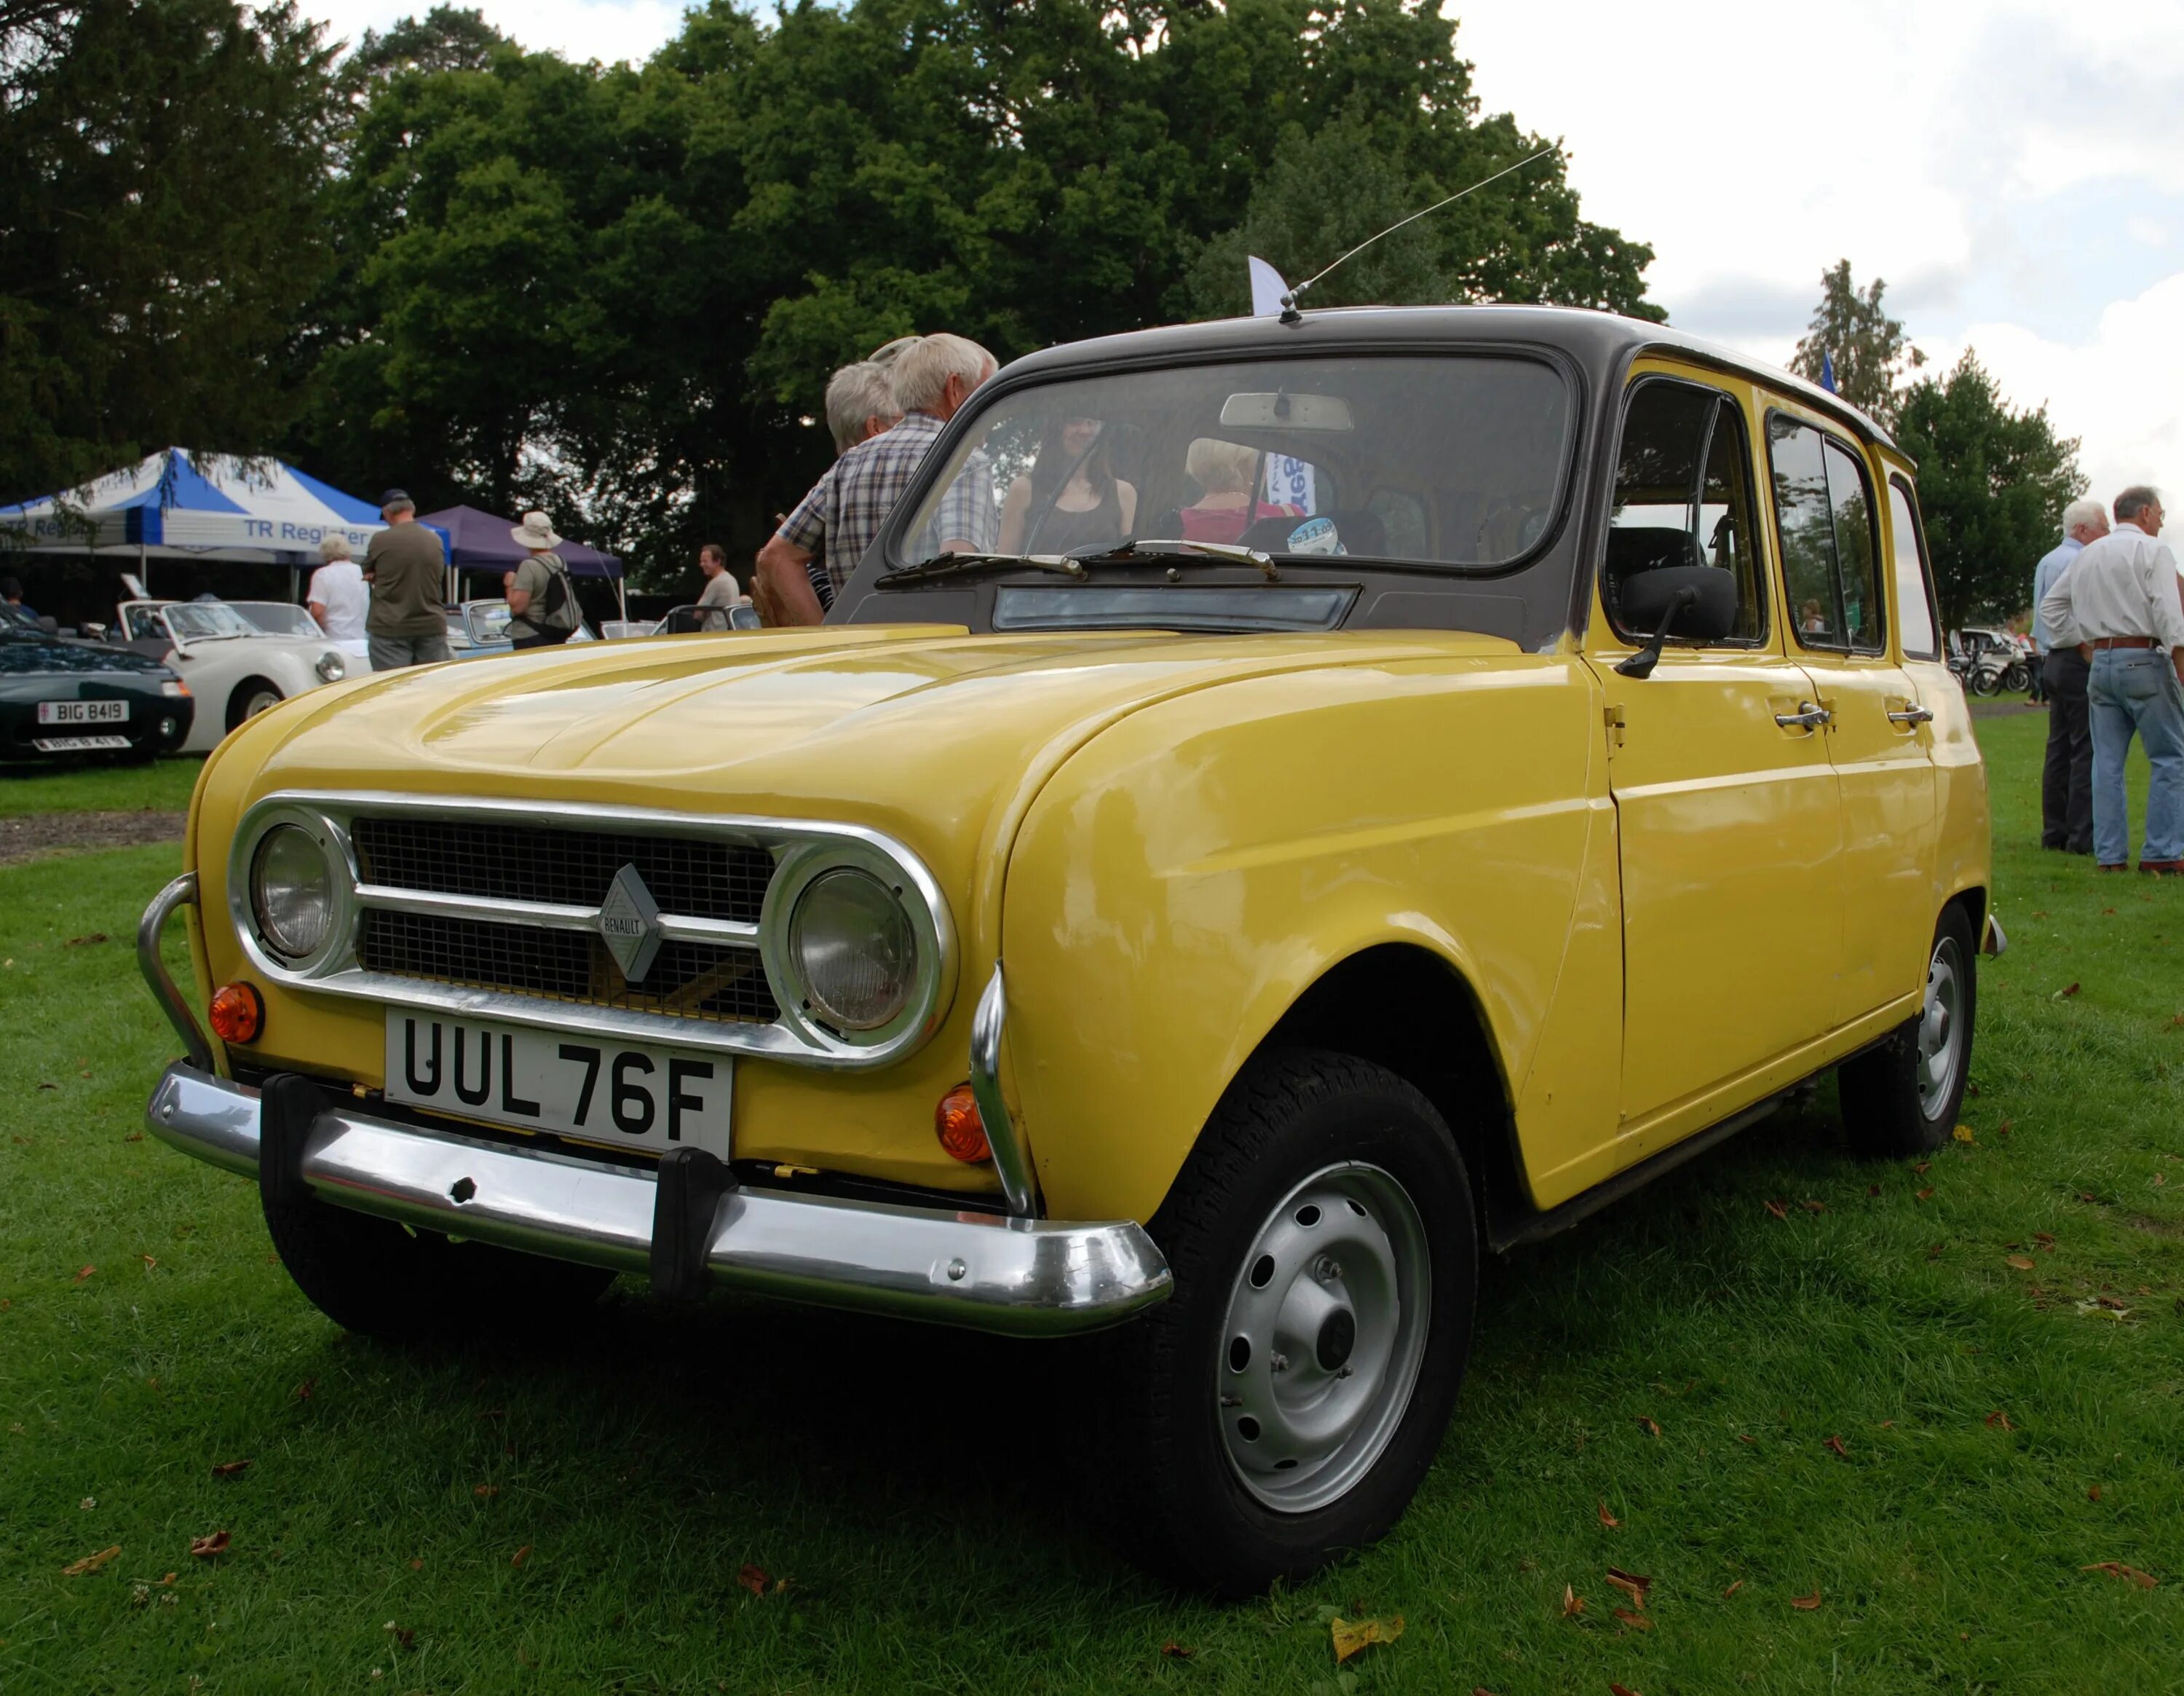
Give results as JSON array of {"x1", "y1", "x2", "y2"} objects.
[
  {"x1": 307, "y1": 535, "x2": 370, "y2": 644},
  {"x1": 2038, "y1": 486, "x2": 2184, "y2": 874},
  {"x1": 2031, "y1": 497, "x2": 2109, "y2": 853},
  {"x1": 692, "y1": 543, "x2": 745, "y2": 631}
]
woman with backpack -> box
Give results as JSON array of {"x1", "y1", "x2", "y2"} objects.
[{"x1": 505, "y1": 511, "x2": 581, "y2": 650}]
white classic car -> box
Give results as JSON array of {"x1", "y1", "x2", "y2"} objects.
[{"x1": 110, "y1": 599, "x2": 349, "y2": 752}]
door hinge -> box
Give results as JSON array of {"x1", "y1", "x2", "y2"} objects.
[{"x1": 1603, "y1": 703, "x2": 1626, "y2": 749}]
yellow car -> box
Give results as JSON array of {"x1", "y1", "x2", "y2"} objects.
[{"x1": 139, "y1": 306, "x2": 1995, "y2": 1594}]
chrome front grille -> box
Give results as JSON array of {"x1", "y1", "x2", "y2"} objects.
[
  {"x1": 358, "y1": 909, "x2": 779, "y2": 1025},
  {"x1": 352, "y1": 816, "x2": 772, "y2": 924}
]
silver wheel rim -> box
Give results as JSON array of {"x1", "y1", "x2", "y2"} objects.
[
  {"x1": 244, "y1": 690, "x2": 280, "y2": 718},
  {"x1": 1917, "y1": 934, "x2": 1966, "y2": 1119},
  {"x1": 1216, "y1": 1161, "x2": 1431, "y2": 1513}
]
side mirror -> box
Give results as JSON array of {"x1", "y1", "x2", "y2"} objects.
[{"x1": 1615, "y1": 565, "x2": 1739, "y2": 679}]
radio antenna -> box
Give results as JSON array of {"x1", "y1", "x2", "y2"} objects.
[{"x1": 1278, "y1": 144, "x2": 1559, "y2": 323}]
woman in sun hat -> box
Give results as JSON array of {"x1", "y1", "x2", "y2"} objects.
[{"x1": 505, "y1": 510, "x2": 580, "y2": 650}]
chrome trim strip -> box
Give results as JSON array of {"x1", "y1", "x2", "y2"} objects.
[
  {"x1": 970, "y1": 965, "x2": 1040, "y2": 1218},
  {"x1": 224, "y1": 789, "x2": 957, "y2": 1070},
  {"x1": 145, "y1": 1063, "x2": 1169, "y2": 1336},
  {"x1": 138, "y1": 872, "x2": 215, "y2": 1073}
]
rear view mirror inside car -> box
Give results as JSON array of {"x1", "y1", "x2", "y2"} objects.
[{"x1": 1218, "y1": 391, "x2": 1354, "y2": 432}]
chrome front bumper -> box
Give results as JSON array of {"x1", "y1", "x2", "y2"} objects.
[{"x1": 147, "y1": 1062, "x2": 1171, "y2": 1336}]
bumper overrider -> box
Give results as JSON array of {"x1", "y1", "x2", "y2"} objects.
[{"x1": 138, "y1": 872, "x2": 1171, "y2": 1336}]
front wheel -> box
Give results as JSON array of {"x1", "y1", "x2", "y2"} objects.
[
  {"x1": 1097, "y1": 1050, "x2": 1477, "y2": 1596},
  {"x1": 1837, "y1": 906, "x2": 1977, "y2": 1157}
]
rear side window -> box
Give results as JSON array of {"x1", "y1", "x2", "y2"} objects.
[
  {"x1": 1604, "y1": 379, "x2": 1766, "y2": 643},
  {"x1": 1886, "y1": 476, "x2": 1942, "y2": 659},
  {"x1": 1766, "y1": 415, "x2": 1886, "y2": 655}
]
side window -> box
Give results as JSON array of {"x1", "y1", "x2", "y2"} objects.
[
  {"x1": 1766, "y1": 415, "x2": 1885, "y2": 654},
  {"x1": 1886, "y1": 476, "x2": 1941, "y2": 658},
  {"x1": 1604, "y1": 379, "x2": 1765, "y2": 643}
]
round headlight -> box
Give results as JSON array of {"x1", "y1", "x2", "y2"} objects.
[
  {"x1": 250, "y1": 824, "x2": 335, "y2": 960},
  {"x1": 789, "y1": 867, "x2": 917, "y2": 1031},
  {"x1": 315, "y1": 651, "x2": 346, "y2": 682}
]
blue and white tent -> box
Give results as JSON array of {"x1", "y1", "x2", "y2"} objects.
[{"x1": 0, "y1": 449, "x2": 385, "y2": 563}]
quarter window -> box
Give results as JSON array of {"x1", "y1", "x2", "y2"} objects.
[
  {"x1": 1604, "y1": 380, "x2": 1765, "y2": 643},
  {"x1": 1886, "y1": 476, "x2": 1941, "y2": 659},
  {"x1": 1767, "y1": 415, "x2": 1886, "y2": 654}
]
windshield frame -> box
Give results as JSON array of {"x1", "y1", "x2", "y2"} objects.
[
  {"x1": 875, "y1": 339, "x2": 1586, "y2": 583},
  {"x1": 162, "y1": 602, "x2": 259, "y2": 642}
]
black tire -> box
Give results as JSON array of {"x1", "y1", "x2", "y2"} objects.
[
  {"x1": 226, "y1": 679, "x2": 282, "y2": 733},
  {"x1": 262, "y1": 1186, "x2": 617, "y2": 1343},
  {"x1": 1838, "y1": 905, "x2": 1977, "y2": 1158},
  {"x1": 1096, "y1": 1049, "x2": 1478, "y2": 1596}
]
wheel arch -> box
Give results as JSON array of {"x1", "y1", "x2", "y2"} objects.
[
  {"x1": 1251, "y1": 942, "x2": 1527, "y2": 1247},
  {"x1": 224, "y1": 674, "x2": 284, "y2": 732}
]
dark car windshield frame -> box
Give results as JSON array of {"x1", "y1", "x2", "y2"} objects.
[{"x1": 876, "y1": 342, "x2": 1583, "y2": 583}]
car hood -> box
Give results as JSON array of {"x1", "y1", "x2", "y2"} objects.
[{"x1": 0, "y1": 633, "x2": 172, "y2": 678}]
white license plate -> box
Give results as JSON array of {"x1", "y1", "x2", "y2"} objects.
[
  {"x1": 37, "y1": 700, "x2": 129, "y2": 725},
  {"x1": 383, "y1": 1013, "x2": 732, "y2": 1159},
  {"x1": 33, "y1": 735, "x2": 133, "y2": 753}
]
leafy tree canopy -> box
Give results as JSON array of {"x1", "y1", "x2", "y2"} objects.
[
  {"x1": 1788, "y1": 259, "x2": 1926, "y2": 427},
  {"x1": 1895, "y1": 350, "x2": 2084, "y2": 630}
]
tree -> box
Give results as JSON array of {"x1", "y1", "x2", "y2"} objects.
[
  {"x1": 0, "y1": 0, "x2": 341, "y2": 502},
  {"x1": 1788, "y1": 260, "x2": 1924, "y2": 427},
  {"x1": 296, "y1": 0, "x2": 1664, "y2": 585},
  {"x1": 1894, "y1": 352, "x2": 2084, "y2": 630}
]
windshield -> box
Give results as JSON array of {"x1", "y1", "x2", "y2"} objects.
[
  {"x1": 889, "y1": 354, "x2": 1572, "y2": 572},
  {"x1": 0, "y1": 601, "x2": 36, "y2": 635},
  {"x1": 165, "y1": 602, "x2": 258, "y2": 641},
  {"x1": 232, "y1": 602, "x2": 322, "y2": 638}
]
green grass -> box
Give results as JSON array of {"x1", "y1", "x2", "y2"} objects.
[
  {"x1": 0, "y1": 755, "x2": 203, "y2": 816},
  {"x1": 2, "y1": 719, "x2": 2179, "y2": 1695}
]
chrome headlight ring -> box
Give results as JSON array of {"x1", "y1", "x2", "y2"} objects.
[
  {"x1": 760, "y1": 836, "x2": 956, "y2": 1060},
  {"x1": 314, "y1": 651, "x2": 347, "y2": 682},
  {"x1": 226, "y1": 801, "x2": 359, "y2": 979}
]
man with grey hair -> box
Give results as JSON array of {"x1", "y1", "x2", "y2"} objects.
[
  {"x1": 754, "y1": 332, "x2": 998, "y2": 626},
  {"x1": 360, "y1": 488, "x2": 451, "y2": 670},
  {"x1": 825, "y1": 359, "x2": 902, "y2": 456},
  {"x1": 2032, "y1": 494, "x2": 2110, "y2": 853},
  {"x1": 2039, "y1": 486, "x2": 2184, "y2": 873}
]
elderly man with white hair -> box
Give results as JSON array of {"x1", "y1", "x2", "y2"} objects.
[
  {"x1": 753, "y1": 331, "x2": 998, "y2": 626},
  {"x1": 2032, "y1": 494, "x2": 2110, "y2": 853}
]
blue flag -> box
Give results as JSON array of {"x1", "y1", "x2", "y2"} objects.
[{"x1": 1820, "y1": 350, "x2": 1837, "y2": 394}]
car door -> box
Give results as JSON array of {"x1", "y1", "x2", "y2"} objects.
[
  {"x1": 1762, "y1": 411, "x2": 1939, "y2": 1027},
  {"x1": 1588, "y1": 369, "x2": 1844, "y2": 1162}
]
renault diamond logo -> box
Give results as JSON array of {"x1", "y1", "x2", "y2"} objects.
[{"x1": 599, "y1": 864, "x2": 663, "y2": 984}]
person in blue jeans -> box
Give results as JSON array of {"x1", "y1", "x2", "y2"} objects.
[{"x1": 2038, "y1": 486, "x2": 2184, "y2": 874}]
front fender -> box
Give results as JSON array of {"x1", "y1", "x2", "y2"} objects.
[{"x1": 1000, "y1": 654, "x2": 1599, "y2": 1223}]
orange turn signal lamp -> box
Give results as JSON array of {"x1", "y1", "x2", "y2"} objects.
[
  {"x1": 208, "y1": 981, "x2": 264, "y2": 1045},
  {"x1": 935, "y1": 1082, "x2": 991, "y2": 1164}
]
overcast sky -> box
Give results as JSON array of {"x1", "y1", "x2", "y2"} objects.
[{"x1": 305, "y1": 0, "x2": 2183, "y2": 498}]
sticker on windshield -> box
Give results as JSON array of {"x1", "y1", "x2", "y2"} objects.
[{"x1": 1286, "y1": 516, "x2": 1343, "y2": 556}]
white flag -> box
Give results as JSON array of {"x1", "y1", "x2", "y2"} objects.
[{"x1": 1247, "y1": 256, "x2": 1289, "y2": 317}]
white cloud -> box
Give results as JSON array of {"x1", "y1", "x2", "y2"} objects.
[{"x1": 303, "y1": 0, "x2": 681, "y2": 64}]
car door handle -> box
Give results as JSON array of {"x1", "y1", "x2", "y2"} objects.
[
  {"x1": 1775, "y1": 701, "x2": 1830, "y2": 728},
  {"x1": 1887, "y1": 705, "x2": 1935, "y2": 725}
]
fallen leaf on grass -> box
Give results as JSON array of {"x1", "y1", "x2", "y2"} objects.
[
  {"x1": 189, "y1": 1531, "x2": 229, "y2": 1559},
  {"x1": 210, "y1": 1459, "x2": 250, "y2": 1478},
  {"x1": 511, "y1": 1545, "x2": 531, "y2": 1569},
  {"x1": 408, "y1": 1559, "x2": 423, "y2": 1571},
  {"x1": 1160, "y1": 1641, "x2": 1192, "y2": 1660},
  {"x1": 74, "y1": 1266, "x2": 94, "y2": 1283},
  {"x1": 1329, "y1": 1614, "x2": 1403, "y2": 1663},
  {"x1": 293, "y1": 1378, "x2": 314, "y2": 1400},
  {"x1": 2082, "y1": 1563, "x2": 2157, "y2": 1589},
  {"x1": 1562, "y1": 1585, "x2": 1584, "y2": 1617},
  {"x1": 1791, "y1": 1589, "x2": 1822, "y2": 1610},
  {"x1": 1609, "y1": 1684, "x2": 1645, "y2": 1696},
  {"x1": 1953, "y1": 1125, "x2": 1977, "y2": 1144},
  {"x1": 1914, "y1": 1161, "x2": 1932, "y2": 1175},
  {"x1": 1736, "y1": 1433, "x2": 1754, "y2": 1445},
  {"x1": 1605, "y1": 1568, "x2": 1652, "y2": 1609},
  {"x1": 1597, "y1": 1501, "x2": 1619, "y2": 1529},
  {"x1": 737, "y1": 1563, "x2": 769, "y2": 1597},
  {"x1": 1612, "y1": 1606, "x2": 1652, "y2": 1631},
  {"x1": 2007, "y1": 1255, "x2": 2036, "y2": 1271},
  {"x1": 472, "y1": 1485, "x2": 499, "y2": 1499},
  {"x1": 64, "y1": 933, "x2": 108, "y2": 947},
  {"x1": 62, "y1": 1546, "x2": 120, "y2": 1576},
  {"x1": 2089, "y1": 1486, "x2": 2102, "y2": 1502},
  {"x1": 1637, "y1": 1416, "x2": 1661, "y2": 1439},
  {"x1": 1802, "y1": 1199, "x2": 1827, "y2": 1214},
  {"x1": 2078, "y1": 1300, "x2": 2132, "y2": 1322},
  {"x1": 1985, "y1": 1411, "x2": 2015, "y2": 1431},
  {"x1": 1927, "y1": 1242, "x2": 1944, "y2": 1259},
  {"x1": 384, "y1": 1621, "x2": 415, "y2": 1651},
  {"x1": 1763, "y1": 1199, "x2": 1788, "y2": 1220},
  {"x1": 1825, "y1": 1435, "x2": 1848, "y2": 1457},
  {"x1": 2035, "y1": 1231, "x2": 2057, "y2": 1249},
  {"x1": 1917, "y1": 1188, "x2": 1936, "y2": 1203},
  {"x1": 1721, "y1": 1579, "x2": 1744, "y2": 1598},
  {"x1": 2155, "y1": 1173, "x2": 2167, "y2": 1188},
  {"x1": 1867, "y1": 1183, "x2": 1882, "y2": 1197},
  {"x1": 2055, "y1": 982, "x2": 2081, "y2": 1000}
]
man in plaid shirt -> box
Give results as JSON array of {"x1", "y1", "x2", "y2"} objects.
[{"x1": 754, "y1": 333, "x2": 998, "y2": 626}]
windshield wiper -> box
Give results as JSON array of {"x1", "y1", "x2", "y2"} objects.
[
  {"x1": 1072, "y1": 537, "x2": 1282, "y2": 583},
  {"x1": 879, "y1": 551, "x2": 1088, "y2": 588}
]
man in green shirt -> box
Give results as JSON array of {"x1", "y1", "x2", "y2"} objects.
[{"x1": 361, "y1": 489, "x2": 451, "y2": 671}]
